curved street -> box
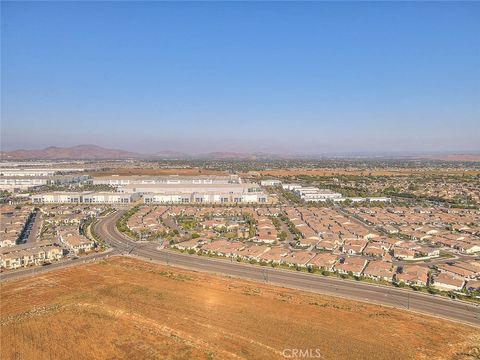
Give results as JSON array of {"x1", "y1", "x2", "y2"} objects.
[
  {"x1": 94, "y1": 211, "x2": 480, "y2": 327},
  {"x1": 1, "y1": 210, "x2": 478, "y2": 327}
]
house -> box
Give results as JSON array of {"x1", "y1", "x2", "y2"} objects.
[
  {"x1": 334, "y1": 256, "x2": 368, "y2": 277},
  {"x1": 465, "y1": 280, "x2": 480, "y2": 292},
  {"x1": 0, "y1": 252, "x2": 23, "y2": 269},
  {"x1": 297, "y1": 236, "x2": 320, "y2": 249},
  {"x1": 0, "y1": 240, "x2": 63, "y2": 269},
  {"x1": 258, "y1": 247, "x2": 287, "y2": 264},
  {"x1": 393, "y1": 248, "x2": 416, "y2": 260},
  {"x1": 437, "y1": 264, "x2": 476, "y2": 279},
  {"x1": 315, "y1": 240, "x2": 337, "y2": 251},
  {"x1": 0, "y1": 235, "x2": 16, "y2": 248},
  {"x1": 454, "y1": 242, "x2": 480, "y2": 254},
  {"x1": 283, "y1": 251, "x2": 316, "y2": 267},
  {"x1": 394, "y1": 265, "x2": 429, "y2": 287},
  {"x1": 254, "y1": 231, "x2": 277, "y2": 244},
  {"x1": 362, "y1": 260, "x2": 393, "y2": 282},
  {"x1": 201, "y1": 240, "x2": 244, "y2": 257},
  {"x1": 201, "y1": 219, "x2": 226, "y2": 229},
  {"x1": 237, "y1": 245, "x2": 270, "y2": 261},
  {"x1": 60, "y1": 234, "x2": 94, "y2": 255},
  {"x1": 376, "y1": 236, "x2": 403, "y2": 247},
  {"x1": 453, "y1": 261, "x2": 480, "y2": 275},
  {"x1": 341, "y1": 239, "x2": 368, "y2": 255},
  {"x1": 433, "y1": 273, "x2": 465, "y2": 291},
  {"x1": 307, "y1": 253, "x2": 338, "y2": 271},
  {"x1": 173, "y1": 238, "x2": 207, "y2": 251},
  {"x1": 382, "y1": 224, "x2": 399, "y2": 234},
  {"x1": 362, "y1": 243, "x2": 385, "y2": 258},
  {"x1": 416, "y1": 247, "x2": 440, "y2": 258},
  {"x1": 44, "y1": 245, "x2": 63, "y2": 262},
  {"x1": 255, "y1": 221, "x2": 278, "y2": 244}
]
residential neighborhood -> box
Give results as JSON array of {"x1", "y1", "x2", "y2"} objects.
[
  {"x1": 0, "y1": 204, "x2": 104, "y2": 270},
  {"x1": 2, "y1": 1, "x2": 480, "y2": 358},
  {"x1": 116, "y1": 202, "x2": 480, "y2": 297}
]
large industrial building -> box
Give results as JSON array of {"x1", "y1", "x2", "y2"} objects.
[
  {"x1": 31, "y1": 191, "x2": 139, "y2": 204},
  {"x1": 0, "y1": 175, "x2": 89, "y2": 191},
  {"x1": 142, "y1": 183, "x2": 268, "y2": 204},
  {"x1": 92, "y1": 175, "x2": 242, "y2": 186},
  {"x1": 260, "y1": 179, "x2": 282, "y2": 186},
  {"x1": 30, "y1": 175, "x2": 269, "y2": 204},
  {"x1": 283, "y1": 184, "x2": 343, "y2": 202},
  {"x1": 0, "y1": 168, "x2": 85, "y2": 177},
  {"x1": 295, "y1": 187, "x2": 343, "y2": 201},
  {"x1": 282, "y1": 183, "x2": 391, "y2": 203},
  {"x1": 90, "y1": 175, "x2": 268, "y2": 204}
]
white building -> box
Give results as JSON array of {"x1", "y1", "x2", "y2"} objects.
[
  {"x1": 0, "y1": 175, "x2": 88, "y2": 191},
  {"x1": 282, "y1": 184, "x2": 302, "y2": 191},
  {"x1": 260, "y1": 179, "x2": 282, "y2": 186},
  {"x1": 348, "y1": 197, "x2": 367, "y2": 203},
  {"x1": 433, "y1": 273, "x2": 465, "y2": 291},
  {"x1": 0, "y1": 168, "x2": 84, "y2": 176},
  {"x1": 31, "y1": 191, "x2": 139, "y2": 204},
  {"x1": 0, "y1": 240, "x2": 63, "y2": 269},
  {"x1": 83, "y1": 192, "x2": 140, "y2": 204},
  {"x1": 143, "y1": 183, "x2": 268, "y2": 204},
  {"x1": 92, "y1": 175, "x2": 241, "y2": 187},
  {"x1": 293, "y1": 187, "x2": 343, "y2": 202},
  {"x1": 367, "y1": 197, "x2": 392, "y2": 203}
]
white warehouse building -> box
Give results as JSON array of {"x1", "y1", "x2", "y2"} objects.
[
  {"x1": 141, "y1": 183, "x2": 268, "y2": 204},
  {"x1": 31, "y1": 191, "x2": 139, "y2": 204},
  {"x1": 0, "y1": 175, "x2": 89, "y2": 191},
  {"x1": 0, "y1": 168, "x2": 85, "y2": 177},
  {"x1": 260, "y1": 179, "x2": 282, "y2": 186},
  {"x1": 92, "y1": 175, "x2": 241, "y2": 187},
  {"x1": 286, "y1": 186, "x2": 343, "y2": 202},
  {"x1": 282, "y1": 184, "x2": 303, "y2": 191}
]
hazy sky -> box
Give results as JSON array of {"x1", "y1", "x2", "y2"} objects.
[{"x1": 2, "y1": 1, "x2": 479, "y2": 154}]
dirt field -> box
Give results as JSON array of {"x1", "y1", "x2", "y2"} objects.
[
  {"x1": 89, "y1": 168, "x2": 228, "y2": 176},
  {"x1": 1, "y1": 257, "x2": 478, "y2": 360}
]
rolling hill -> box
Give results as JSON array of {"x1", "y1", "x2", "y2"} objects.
[{"x1": 1, "y1": 144, "x2": 141, "y2": 160}]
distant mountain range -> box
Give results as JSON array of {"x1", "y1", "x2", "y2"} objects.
[
  {"x1": 0, "y1": 145, "x2": 284, "y2": 161},
  {"x1": 1, "y1": 144, "x2": 479, "y2": 162},
  {"x1": 0, "y1": 145, "x2": 141, "y2": 160}
]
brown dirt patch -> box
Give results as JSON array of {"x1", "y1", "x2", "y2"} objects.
[
  {"x1": 89, "y1": 168, "x2": 228, "y2": 177},
  {"x1": 1, "y1": 257, "x2": 478, "y2": 360}
]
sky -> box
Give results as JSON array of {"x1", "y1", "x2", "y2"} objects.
[{"x1": 1, "y1": 1, "x2": 479, "y2": 155}]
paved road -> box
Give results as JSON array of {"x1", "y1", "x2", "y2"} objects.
[
  {"x1": 2, "y1": 210, "x2": 478, "y2": 327},
  {"x1": 94, "y1": 211, "x2": 480, "y2": 327},
  {"x1": 0, "y1": 249, "x2": 115, "y2": 282},
  {"x1": 25, "y1": 211, "x2": 43, "y2": 243}
]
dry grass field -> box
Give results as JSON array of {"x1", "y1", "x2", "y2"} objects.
[
  {"x1": 90, "y1": 168, "x2": 228, "y2": 177},
  {"x1": 1, "y1": 257, "x2": 479, "y2": 360}
]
